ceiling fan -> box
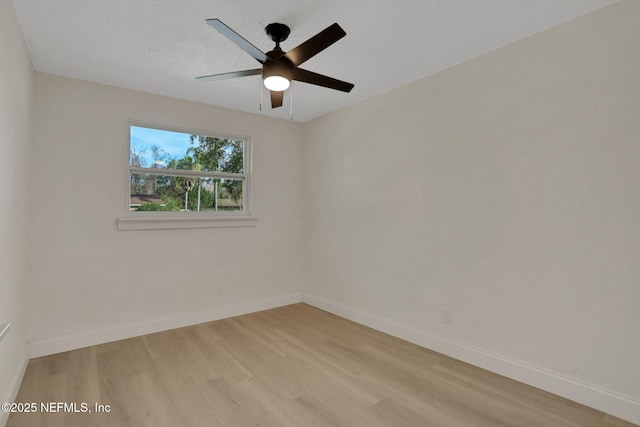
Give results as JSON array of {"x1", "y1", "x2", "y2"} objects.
[{"x1": 197, "y1": 19, "x2": 355, "y2": 109}]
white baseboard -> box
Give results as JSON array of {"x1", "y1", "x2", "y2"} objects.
[
  {"x1": 30, "y1": 292, "x2": 302, "y2": 358},
  {"x1": 0, "y1": 349, "x2": 29, "y2": 427},
  {"x1": 302, "y1": 293, "x2": 640, "y2": 426}
]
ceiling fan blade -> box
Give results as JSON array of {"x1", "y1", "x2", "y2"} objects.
[
  {"x1": 270, "y1": 90, "x2": 284, "y2": 108},
  {"x1": 292, "y1": 68, "x2": 354, "y2": 92},
  {"x1": 206, "y1": 19, "x2": 267, "y2": 64},
  {"x1": 284, "y1": 23, "x2": 346, "y2": 67},
  {"x1": 195, "y1": 69, "x2": 262, "y2": 82}
]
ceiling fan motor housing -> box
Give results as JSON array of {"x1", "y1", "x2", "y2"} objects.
[{"x1": 263, "y1": 48, "x2": 293, "y2": 77}]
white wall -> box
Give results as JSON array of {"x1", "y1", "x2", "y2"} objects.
[
  {"x1": 28, "y1": 74, "x2": 305, "y2": 351},
  {"x1": 303, "y1": 0, "x2": 639, "y2": 422},
  {"x1": 0, "y1": 0, "x2": 33, "y2": 422}
]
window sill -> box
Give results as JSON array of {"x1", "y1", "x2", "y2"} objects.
[{"x1": 117, "y1": 215, "x2": 257, "y2": 231}]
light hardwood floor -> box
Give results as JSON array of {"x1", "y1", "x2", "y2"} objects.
[{"x1": 7, "y1": 304, "x2": 637, "y2": 427}]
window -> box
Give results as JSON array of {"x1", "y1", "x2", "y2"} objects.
[{"x1": 118, "y1": 122, "x2": 255, "y2": 230}]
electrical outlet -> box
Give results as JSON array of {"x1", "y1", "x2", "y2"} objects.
[
  {"x1": 442, "y1": 308, "x2": 452, "y2": 324},
  {"x1": 216, "y1": 286, "x2": 223, "y2": 296}
]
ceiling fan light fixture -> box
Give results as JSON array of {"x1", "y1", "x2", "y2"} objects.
[
  {"x1": 263, "y1": 75, "x2": 290, "y2": 91},
  {"x1": 198, "y1": 19, "x2": 354, "y2": 109}
]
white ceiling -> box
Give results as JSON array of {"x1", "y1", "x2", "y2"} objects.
[{"x1": 12, "y1": 0, "x2": 619, "y2": 122}]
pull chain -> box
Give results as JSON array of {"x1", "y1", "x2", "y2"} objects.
[{"x1": 289, "y1": 83, "x2": 293, "y2": 121}]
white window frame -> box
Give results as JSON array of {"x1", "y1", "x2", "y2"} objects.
[{"x1": 117, "y1": 120, "x2": 256, "y2": 230}]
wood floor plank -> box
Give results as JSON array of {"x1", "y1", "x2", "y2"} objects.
[{"x1": 7, "y1": 304, "x2": 638, "y2": 427}]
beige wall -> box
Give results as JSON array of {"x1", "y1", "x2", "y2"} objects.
[
  {"x1": 29, "y1": 74, "x2": 305, "y2": 344},
  {"x1": 303, "y1": 0, "x2": 639, "y2": 416},
  {"x1": 0, "y1": 0, "x2": 33, "y2": 419}
]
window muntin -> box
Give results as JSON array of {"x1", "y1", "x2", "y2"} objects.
[{"x1": 128, "y1": 123, "x2": 250, "y2": 215}]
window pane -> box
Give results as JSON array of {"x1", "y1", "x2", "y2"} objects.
[
  {"x1": 130, "y1": 126, "x2": 244, "y2": 173},
  {"x1": 130, "y1": 173, "x2": 243, "y2": 212},
  {"x1": 202, "y1": 178, "x2": 243, "y2": 212}
]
